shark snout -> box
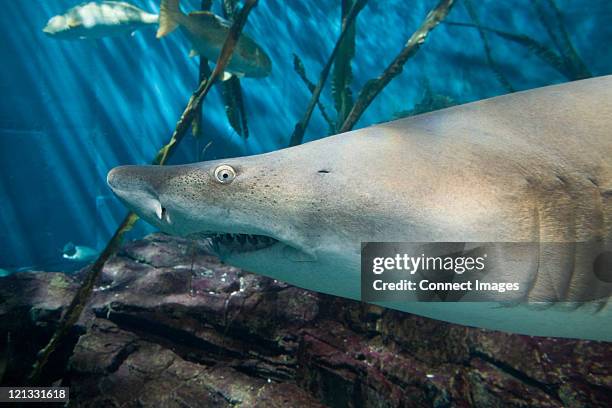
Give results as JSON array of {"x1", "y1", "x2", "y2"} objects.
[
  {"x1": 107, "y1": 165, "x2": 171, "y2": 224},
  {"x1": 107, "y1": 164, "x2": 203, "y2": 230},
  {"x1": 107, "y1": 165, "x2": 171, "y2": 193},
  {"x1": 106, "y1": 165, "x2": 131, "y2": 192},
  {"x1": 107, "y1": 165, "x2": 163, "y2": 206},
  {"x1": 106, "y1": 166, "x2": 154, "y2": 196}
]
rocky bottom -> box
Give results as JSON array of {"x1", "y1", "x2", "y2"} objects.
[{"x1": 0, "y1": 233, "x2": 611, "y2": 407}]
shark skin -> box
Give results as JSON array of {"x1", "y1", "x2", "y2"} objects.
[{"x1": 108, "y1": 76, "x2": 612, "y2": 341}]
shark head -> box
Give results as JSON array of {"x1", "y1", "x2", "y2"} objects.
[{"x1": 106, "y1": 138, "x2": 382, "y2": 298}]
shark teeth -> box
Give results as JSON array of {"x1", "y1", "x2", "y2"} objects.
[
  {"x1": 153, "y1": 200, "x2": 163, "y2": 220},
  {"x1": 194, "y1": 232, "x2": 279, "y2": 254}
]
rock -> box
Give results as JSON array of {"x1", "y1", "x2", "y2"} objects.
[
  {"x1": 0, "y1": 272, "x2": 81, "y2": 383},
  {"x1": 67, "y1": 319, "x2": 322, "y2": 407},
  {"x1": 0, "y1": 233, "x2": 611, "y2": 407}
]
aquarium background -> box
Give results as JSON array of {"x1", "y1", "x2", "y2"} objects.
[{"x1": 1, "y1": 0, "x2": 611, "y2": 272}]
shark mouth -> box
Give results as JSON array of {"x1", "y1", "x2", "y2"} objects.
[{"x1": 193, "y1": 232, "x2": 280, "y2": 254}]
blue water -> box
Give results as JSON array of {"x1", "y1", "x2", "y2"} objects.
[{"x1": 1, "y1": 0, "x2": 611, "y2": 271}]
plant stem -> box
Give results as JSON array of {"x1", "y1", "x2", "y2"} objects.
[
  {"x1": 192, "y1": 0, "x2": 214, "y2": 157},
  {"x1": 339, "y1": 0, "x2": 455, "y2": 133},
  {"x1": 288, "y1": 0, "x2": 368, "y2": 147},
  {"x1": 463, "y1": 0, "x2": 514, "y2": 93},
  {"x1": 27, "y1": 212, "x2": 139, "y2": 384},
  {"x1": 156, "y1": 0, "x2": 259, "y2": 165},
  {"x1": 293, "y1": 53, "x2": 336, "y2": 132},
  {"x1": 444, "y1": 21, "x2": 575, "y2": 80}
]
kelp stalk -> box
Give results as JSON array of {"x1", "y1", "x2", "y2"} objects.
[
  {"x1": 27, "y1": 0, "x2": 260, "y2": 385},
  {"x1": 221, "y1": 0, "x2": 249, "y2": 139},
  {"x1": 155, "y1": 0, "x2": 259, "y2": 165},
  {"x1": 293, "y1": 53, "x2": 335, "y2": 132},
  {"x1": 531, "y1": 0, "x2": 590, "y2": 79},
  {"x1": 544, "y1": 0, "x2": 590, "y2": 77},
  {"x1": 332, "y1": 0, "x2": 365, "y2": 131},
  {"x1": 463, "y1": 0, "x2": 514, "y2": 93},
  {"x1": 339, "y1": 0, "x2": 455, "y2": 133},
  {"x1": 444, "y1": 21, "x2": 583, "y2": 80},
  {"x1": 192, "y1": 0, "x2": 213, "y2": 158},
  {"x1": 288, "y1": 0, "x2": 368, "y2": 147},
  {"x1": 27, "y1": 212, "x2": 138, "y2": 385}
]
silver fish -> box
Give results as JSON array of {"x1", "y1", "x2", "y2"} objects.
[
  {"x1": 157, "y1": 0, "x2": 272, "y2": 78},
  {"x1": 43, "y1": 1, "x2": 159, "y2": 40}
]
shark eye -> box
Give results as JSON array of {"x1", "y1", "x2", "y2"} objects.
[{"x1": 214, "y1": 165, "x2": 236, "y2": 184}]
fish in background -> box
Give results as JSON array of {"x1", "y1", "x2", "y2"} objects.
[
  {"x1": 156, "y1": 0, "x2": 272, "y2": 79},
  {"x1": 0, "y1": 243, "x2": 99, "y2": 274},
  {"x1": 62, "y1": 242, "x2": 99, "y2": 262},
  {"x1": 43, "y1": 1, "x2": 159, "y2": 40}
]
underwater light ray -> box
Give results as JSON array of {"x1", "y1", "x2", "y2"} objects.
[
  {"x1": 18, "y1": 32, "x2": 106, "y2": 249},
  {"x1": 0, "y1": 154, "x2": 37, "y2": 268},
  {"x1": 6, "y1": 2, "x2": 166, "y2": 269},
  {"x1": 32, "y1": 58, "x2": 102, "y2": 230}
]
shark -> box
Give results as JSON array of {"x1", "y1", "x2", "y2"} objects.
[{"x1": 108, "y1": 76, "x2": 612, "y2": 341}]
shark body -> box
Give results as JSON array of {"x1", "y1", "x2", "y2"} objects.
[{"x1": 108, "y1": 76, "x2": 612, "y2": 341}]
